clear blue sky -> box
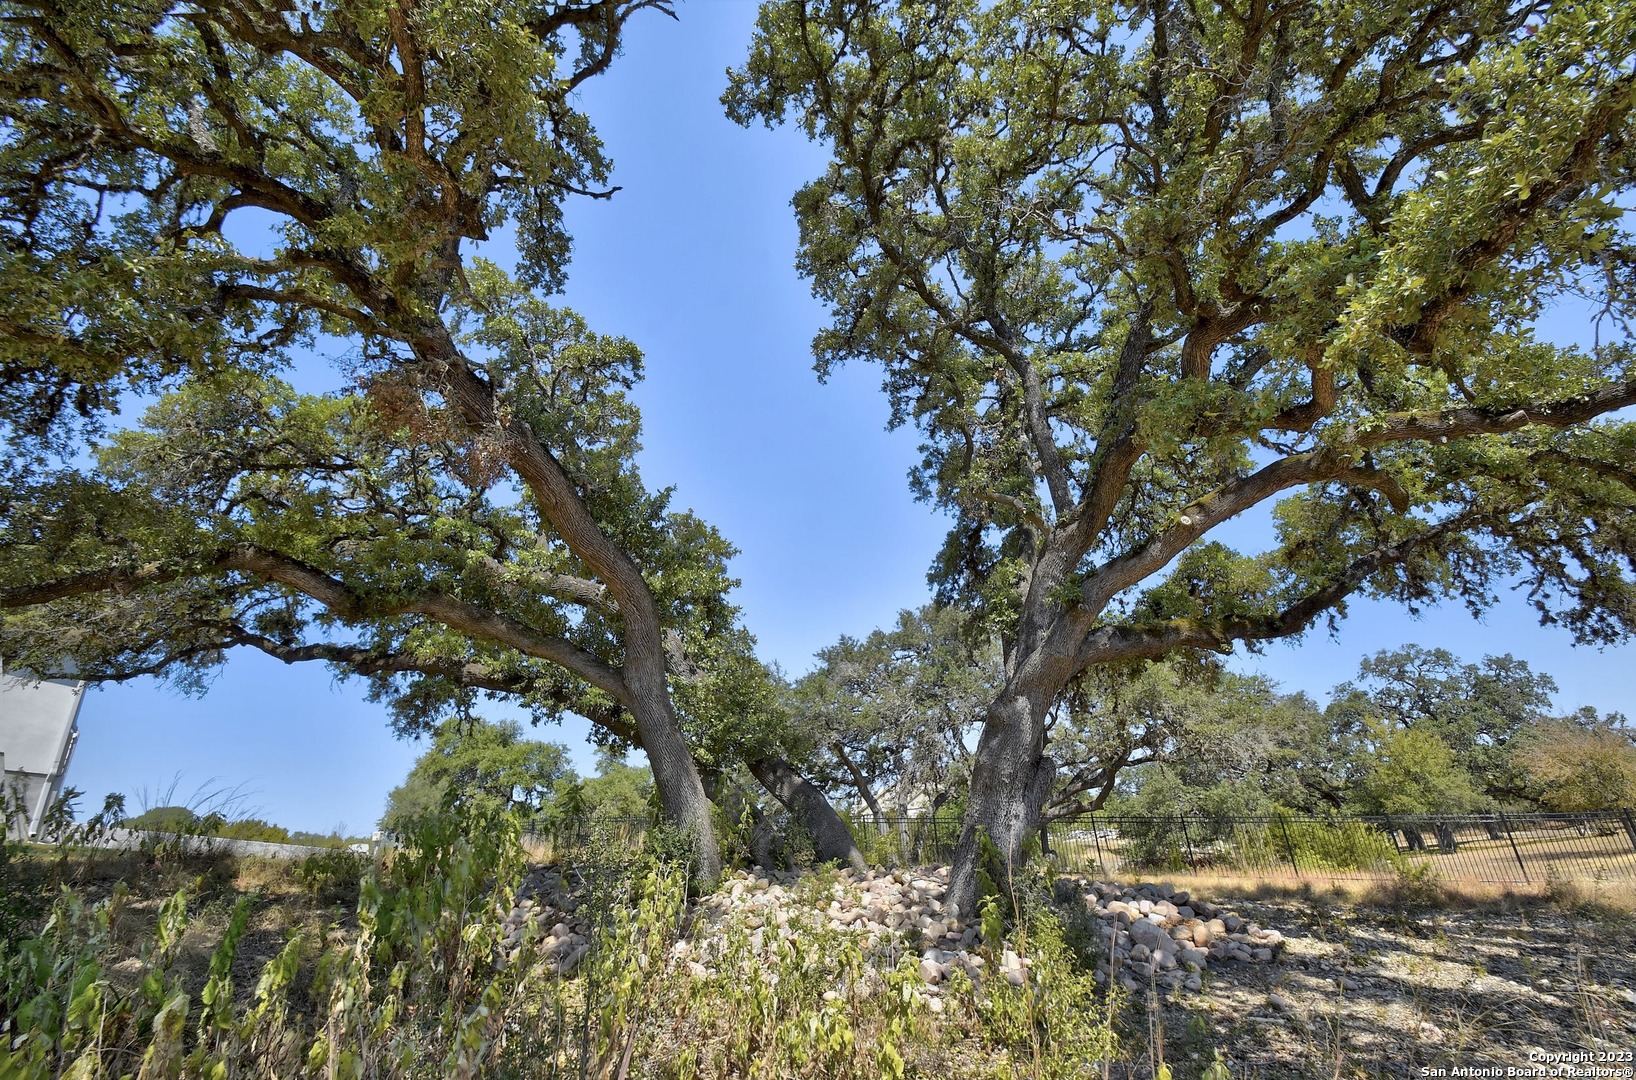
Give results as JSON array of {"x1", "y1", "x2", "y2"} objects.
[{"x1": 60, "y1": 1, "x2": 1634, "y2": 834}]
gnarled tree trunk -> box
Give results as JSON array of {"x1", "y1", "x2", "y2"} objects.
[
  {"x1": 750, "y1": 756, "x2": 866, "y2": 871},
  {"x1": 622, "y1": 654, "x2": 724, "y2": 885},
  {"x1": 440, "y1": 358, "x2": 722, "y2": 885},
  {"x1": 945, "y1": 683, "x2": 1059, "y2": 919}
]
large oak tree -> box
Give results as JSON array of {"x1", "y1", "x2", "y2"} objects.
[
  {"x1": 729, "y1": 0, "x2": 1636, "y2": 911},
  {"x1": 0, "y1": 0, "x2": 737, "y2": 879}
]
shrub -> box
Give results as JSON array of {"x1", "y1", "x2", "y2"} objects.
[
  {"x1": 1229, "y1": 816, "x2": 1403, "y2": 874},
  {"x1": 293, "y1": 848, "x2": 368, "y2": 904},
  {"x1": 0, "y1": 803, "x2": 568, "y2": 1079}
]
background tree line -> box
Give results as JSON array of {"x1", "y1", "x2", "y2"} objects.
[
  {"x1": 383, "y1": 613, "x2": 1633, "y2": 855},
  {"x1": 787, "y1": 615, "x2": 1636, "y2": 826}
]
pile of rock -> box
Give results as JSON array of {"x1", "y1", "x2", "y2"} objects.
[
  {"x1": 503, "y1": 864, "x2": 1288, "y2": 995},
  {"x1": 498, "y1": 866, "x2": 594, "y2": 974},
  {"x1": 1074, "y1": 878, "x2": 1285, "y2": 993},
  {"x1": 691, "y1": 866, "x2": 979, "y2": 951}
]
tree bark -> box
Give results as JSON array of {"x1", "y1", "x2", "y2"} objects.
[
  {"x1": 946, "y1": 676, "x2": 1061, "y2": 919},
  {"x1": 832, "y1": 742, "x2": 886, "y2": 831},
  {"x1": 623, "y1": 665, "x2": 723, "y2": 885},
  {"x1": 748, "y1": 756, "x2": 866, "y2": 871}
]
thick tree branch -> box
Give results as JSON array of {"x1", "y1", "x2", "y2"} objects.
[
  {"x1": 1, "y1": 543, "x2": 631, "y2": 704},
  {"x1": 1077, "y1": 375, "x2": 1636, "y2": 617},
  {"x1": 1074, "y1": 520, "x2": 1474, "y2": 668},
  {"x1": 1064, "y1": 302, "x2": 1153, "y2": 552},
  {"x1": 471, "y1": 554, "x2": 611, "y2": 611}
]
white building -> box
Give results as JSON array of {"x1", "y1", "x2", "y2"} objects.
[{"x1": 0, "y1": 659, "x2": 85, "y2": 839}]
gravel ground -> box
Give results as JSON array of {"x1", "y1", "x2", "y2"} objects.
[{"x1": 1155, "y1": 892, "x2": 1636, "y2": 1078}]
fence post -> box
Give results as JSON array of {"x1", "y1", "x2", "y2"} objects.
[
  {"x1": 1277, "y1": 815, "x2": 1301, "y2": 877},
  {"x1": 1178, "y1": 815, "x2": 1196, "y2": 867},
  {"x1": 1497, "y1": 809, "x2": 1529, "y2": 883},
  {"x1": 1620, "y1": 808, "x2": 1636, "y2": 855},
  {"x1": 1090, "y1": 813, "x2": 1109, "y2": 878}
]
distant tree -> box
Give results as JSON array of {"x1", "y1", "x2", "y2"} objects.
[
  {"x1": 1514, "y1": 714, "x2": 1636, "y2": 813},
  {"x1": 122, "y1": 806, "x2": 200, "y2": 834},
  {"x1": 1326, "y1": 646, "x2": 1557, "y2": 802},
  {"x1": 217, "y1": 818, "x2": 294, "y2": 845},
  {"x1": 791, "y1": 605, "x2": 997, "y2": 824},
  {"x1": 1347, "y1": 723, "x2": 1489, "y2": 815},
  {"x1": 577, "y1": 750, "x2": 657, "y2": 822},
  {"x1": 730, "y1": 0, "x2": 1636, "y2": 914},
  {"x1": 382, "y1": 717, "x2": 574, "y2": 833},
  {"x1": 1110, "y1": 764, "x2": 1282, "y2": 869},
  {"x1": 287, "y1": 828, "x2": 362, "y2": 849},
  {"x1": 1052, "y1": 658, "x2": 1338, "y2": 817}
]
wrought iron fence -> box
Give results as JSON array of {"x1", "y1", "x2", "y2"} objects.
[
  {"x1": 846, "y1": 809, "x2": 1636, "y2": 884},
  {"x1": 523, "y1": 808, "x2": 1636, "y2": 884}
]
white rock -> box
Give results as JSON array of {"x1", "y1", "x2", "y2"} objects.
[{"x1": 558, "y1": 944, "x2": 589, "y2": 975}]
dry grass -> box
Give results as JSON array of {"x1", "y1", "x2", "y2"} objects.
[
  {"x1": 11, "y1": 846, "x2": 353, "y2": 1019},
  {"x1": 1083, "y1": 867, "x2": 1636, "y2": 917}
]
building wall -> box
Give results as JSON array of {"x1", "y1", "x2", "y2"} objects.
[{"x1": 0, "y1": 663, "x2": 84, "y2": 839}]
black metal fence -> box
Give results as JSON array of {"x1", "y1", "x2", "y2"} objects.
[
  {"x1": 847, "y1": 809, "x2": 1636, "y2": 884},
  {"x1": 523, "y1": 809, "x2": 1636, "y2": 884}
]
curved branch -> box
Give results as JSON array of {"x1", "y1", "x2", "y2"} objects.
[
  {"x1": 1, "y1": 543, "x2": 631, "y2": 705},
  {"x1": 1074, "y1": 518, "x2": 1475, "y2": 668},
  {"x1": 1077, "y1": 375, "x2": 1636, "y2": 617}
]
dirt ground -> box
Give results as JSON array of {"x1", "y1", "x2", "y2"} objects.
[{"x1": 1147, "y1": 883, "x2": 1636, "y2": 1079}]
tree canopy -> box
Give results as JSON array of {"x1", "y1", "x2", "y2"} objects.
[
  {"x1": 790, "y1": 604, "x2": 995, "y2": 821},
  {"x1": 729, "y1": 0, "x2": 1636, "y2": 910},
  {"x1": 1324, "y1": 644, "x2": 1556, "y2": 802},
  {"x1": 0, "y1": 0, "x2": 755, "y2": 880},
  {"x1": 381, "y1": 716, "x2": 574, "y2": 833},
  {"x1": 1513, "y1": 717, "x2": 1636, "y2": 812}
]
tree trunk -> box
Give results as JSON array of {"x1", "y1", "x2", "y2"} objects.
[
  {"x1": 832, "y1": 742, "x2": 886, "y2": 831},
  {"x1": 624, "y1": 654, "x2": 723, "y2": 886},
  {"x1": 946, "y1": 684, "x2": 1058, "y2": 919},
  {"x1": 749, "y1": 757, "x2": 866, "y2": 871},
  {"x1": 438, "y1": 359, "x2": 721, "y2": 885}
]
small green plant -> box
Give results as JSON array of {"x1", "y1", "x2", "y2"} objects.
[
  {"x1": 965, "y1": 832, "x2": 1127, "y2": 1079},
  {"x1": 293, "y1": 847, "x2": 367, "y2": 904},
  {"x1": 1385, "y1": 860, "x2": 1446, "y2": 908}
]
